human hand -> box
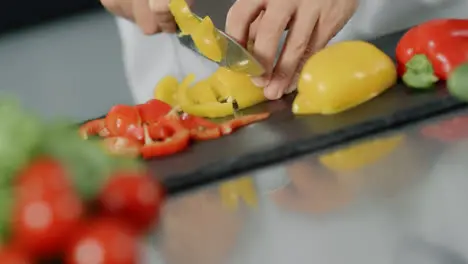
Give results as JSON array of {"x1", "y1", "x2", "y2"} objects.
[
  {"x1": 100, "y1": 0, "x2": 193, "y2": 34},
  {"x1": 226, "y1": 0, "x2": 358, "y2": 99}
]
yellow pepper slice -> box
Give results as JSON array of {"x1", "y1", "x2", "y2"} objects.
[
  {"x1": 293, "y1": 41, "x2": 397, "y2": 115},
  {"x1": 210, "y1": 68, "x2": 266, "y2": 108},
  {"x1": 168, "y1": 0, "x2": 200, "y2": 35},
  {"x1": 187, "y1": 79, "x2": 218, "y2": 104},
  {"x1": 191, "y1": 16, "x2": 224, "y2": 62},
  {"x1": 154, "y1": 76, "x2": 179, "y2": 106},
  {"x1": 178, "y1": 73, "x2": 234, "y2": 117},
  {"x1": 319, "y1": 134, "x2": 405, "y2": 172},
  {"x1": 220, "y1": 176, "x2": 258, "y2": 210}
]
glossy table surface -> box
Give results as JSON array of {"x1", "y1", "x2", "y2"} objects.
[{"x1": 144, "y1": 108, "x2": 468, "y2": 264}]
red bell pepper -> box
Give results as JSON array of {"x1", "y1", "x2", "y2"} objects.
[
  {"x1": 396, "y1": 18, "x2": 468, "y2": 89},
  {"x1": 180, "y1": 113, "x2": 221, "y2": 140},
  {"x1": 102, "y1": 136, "x2": 143, "y2": 157},
  {"x1": 220, "y1": 113, "x2": 270, "y2": 135},
  {"x1": 136, "y1": 99, "x2": 172, "y2": 124},
  {"x1": 79, "y1": 118, "x2": 110, "y2": 139},
  {"x1": 140, "y1": 115, "x2": 190, "y2": 158},
  {"x1": 105, "y1": 104, "x2": 142, "y2": 140}
]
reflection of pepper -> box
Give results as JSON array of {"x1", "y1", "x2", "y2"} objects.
[
  {"x1": 180, "y1": 113, "x2": 221, "y2": 140},
  {"x1": 421, "y1": 116, "x2": 468, "y2": 142},
  {"x1": 396, "y1": 19, "x2": 468, "y2": 89},
  {"x1": 140, "y1": 115, "x2": 190, "y2": 158},
  {"x1": 319, "y1": 135, "x2": 404, "y2": 172},
  {"x1": 220, "y1": 113, "x2": 270, "y2": 135},
  {"x1": 220, "y1": 176, "x2": 258, "y2": 210}
]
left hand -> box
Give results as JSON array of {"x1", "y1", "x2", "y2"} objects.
[{"x1": 225, "y1": 0, "x2": 358, "y2": 99}]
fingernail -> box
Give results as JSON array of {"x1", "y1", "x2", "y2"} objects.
[
  {"x1": 251, "y1": 77, "x2": 268, "y2": 87},
  {"x1": 264, "y1": 87, "x2": 281, "y2": 100}
]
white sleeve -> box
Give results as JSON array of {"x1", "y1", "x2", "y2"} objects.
[{"x1": 335, "y1": 0, "x2": 468, "y2": 41}]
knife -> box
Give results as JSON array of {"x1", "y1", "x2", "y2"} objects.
[{"x1": 175, "y1": 14, "x2": 266, "y2": 77}]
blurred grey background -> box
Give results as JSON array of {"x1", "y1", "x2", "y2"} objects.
[{"x1": 0, "y1": 1, "x2": 229, "y2": 122}]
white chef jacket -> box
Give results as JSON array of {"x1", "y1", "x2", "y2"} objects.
[{"x1": 116, "y1": 0, "x2": 468, "y2": 105}]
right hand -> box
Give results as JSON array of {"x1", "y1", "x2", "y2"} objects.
[{"x1": 100, "y1": 0, "x2": 191, "y2": 34}]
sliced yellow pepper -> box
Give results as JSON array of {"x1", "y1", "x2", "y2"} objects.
[
  {"x1": 168, "y1": 0, "x2": 199, "y2": 35},
  {"x1": 210, "y1": 68, "x2": 266, "y2": 108},
  {"x1": 187, "y1": 79, "x2": 218, "y2": 104},
  {"x1": 191, "y1": 16, "x2": 224, "y2": 62},
  {"x1": 154, "y1": 76, "x2": 179, "y2": 106},
  {"x1": 220, "y1": 176, "x2": 258, "y2": 210},
  {"x1": 293, "y1": 41, "x2": 397, "y2": 115},
  {"x1": 319, "y1": 134, "x2": 405, "y2": 172}
]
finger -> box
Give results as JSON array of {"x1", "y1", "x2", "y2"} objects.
[
  {"x1": 252, "y1": 1, "x2": 293, "y2": 85},
  {"x1": 248, "y1": 11, "x2": 263, "y2": 41},
  {"x1": 133, "y1": 0, "x2": 159, "y2": 34},
  {"x1": 101, "y1": 0, "x2": 134, "y2": 20},
  {"x1": 226, "y1": 0, "x2": 264, "y2": 45},
  {"x1": 264, "y1": 6, "x2": 318, "y2": 99},
  {"x1": 159, "y1": 21, "x2": 177, "y2": 33}
]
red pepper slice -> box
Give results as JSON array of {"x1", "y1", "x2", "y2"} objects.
[
  {"x1": 102, "y1": 137, "x2": 143, "y2": 158},
  {"x1": 220, "y1": 113, "x2": 270, "y2": 135},
  {"x1": 105, "y1": 105, "x2": 142, "y2": 140},
  {"x1": 79, "y1": 119, "x2": 110, "y2": 139},
  {"x1": 137, "y1": 99, "x2": 172, "y2": 124},
  {"x1": 396, "y1": 19, "x2": 468, "y2": 88},
  {"x1": 147, "y1": 122, "x2": 172, "y2": 139},
  {"x1": 180, "y1": 113, "x2": 221, "y2": 140},
  {"x1": 140, "y1": 115, "x2": 190, "y2": 158}
]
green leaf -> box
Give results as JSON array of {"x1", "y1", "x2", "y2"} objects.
[{"x1": 0, "y1": 187, "x2": 14, "y2": 244}]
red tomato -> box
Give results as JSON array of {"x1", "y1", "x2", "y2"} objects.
[
  {"x1": 99, "y1": 172, "x2": 164, "y2": 233},
  {"x1": 65, "y1": 218, "x2": 138, "y2": 264},
  {"x1": 0, "y1": 247, "x2": 32, "y2": 264},
  {"x1": 105, "y1": 105, "x2": 141, "y2": 139},
  {"x1": 137, "y1": 99, "x2": 172, "y2": 124},
  {"x1": 15, "y1": 157, "x2": 72, "y2": 199},
  {"x1": 12, "y1": 191, "x2": 83, "y2": 258}
]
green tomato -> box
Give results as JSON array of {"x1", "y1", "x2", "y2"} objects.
[{"x1": 448, "y1": 62, "x2": 468, "y2": 102}]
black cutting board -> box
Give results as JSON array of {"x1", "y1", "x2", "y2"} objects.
[{"x1": 142, "y1": 30, "x2": 466, "y2": 193}]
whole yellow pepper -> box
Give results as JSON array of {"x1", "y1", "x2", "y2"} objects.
[{"x1": 293, "y1": 41, "x2": 397, "y2": 115}]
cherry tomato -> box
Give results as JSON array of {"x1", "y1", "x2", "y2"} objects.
[
  {"x1": 15, "y1": 157, "x2": 72, "y2": 199},
  {"x1": 105, "y1": 105, "x2": 141, "y2": 139},
  {"x1": 65, "y1": 218, "x2": 138, "y2": 264},
  {"x1": 136, "y1": 99, "x2": 172, "y2": 124},
  {"x1": 99, "y1": 172, "x2": 164, "y2": 233},
  {"x1": 0, "y1": 247, "x2": 32, "y2": 264},
  {"x1": 12, "y1": 191, "x2": 83, "y2": 258}
]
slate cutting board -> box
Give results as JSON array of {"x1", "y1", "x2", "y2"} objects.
[{"x1": 139, "y1": 31, "x2": 467, "y2": 193}]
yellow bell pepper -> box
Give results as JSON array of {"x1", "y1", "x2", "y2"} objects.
[
  {"x1": 293, "y1": 41, "x2": 397, "y2": 115},
  {"x1": 172, "y1": 68, "x2": 267, "y2": 118},
  {"x1": 210, "y1": 68, "x2": 266, "y2": 108},
  {"x1": 220, "y1": 176, "x2": 258, "y2": 210},
  {"x1": 187, "y1": 79, "x2": 218, "y2": 104},
  {"x1": 154, "y1": 76, "x2": 179, "y2": 106},
  {"x1": 191, "y1": 16, "x2": 224, "y2": 62},
  {"x1": 178, "y1": 73, "x2": 235, "y2": 118},
  {"x1": 168, "y1": 0, "x2": 199, "y2": 35},
  {"x1": 319, "y1": 134, "x2": 404, "y2": 172}
]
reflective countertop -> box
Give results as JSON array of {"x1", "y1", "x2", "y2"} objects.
[{"x1": 143, "y1": 107, "x2": 468, "y2": 264}]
